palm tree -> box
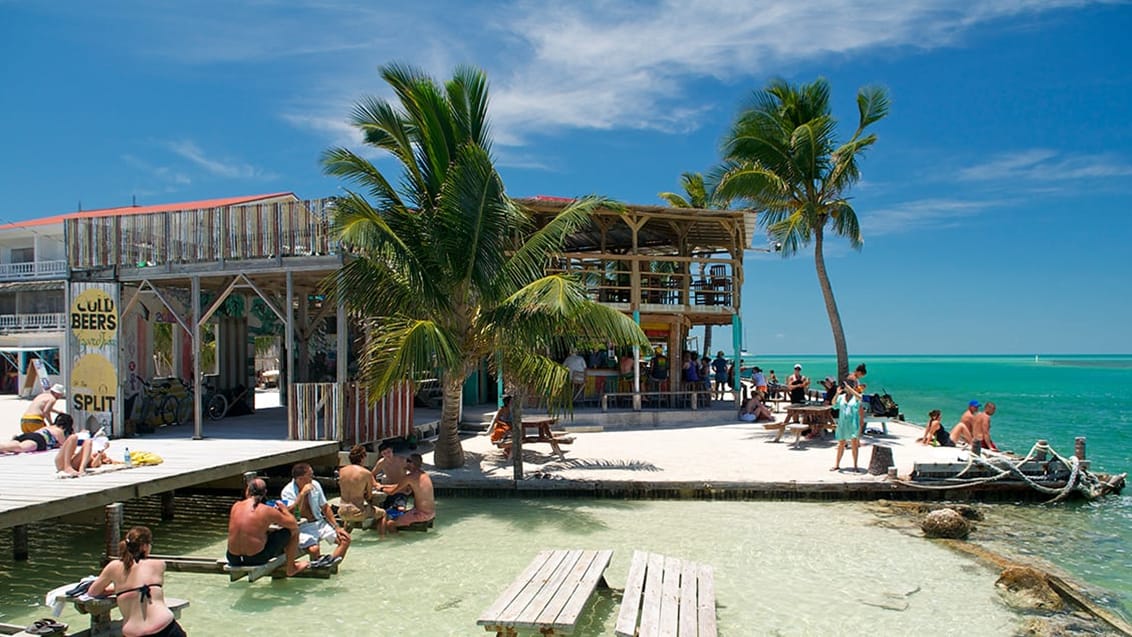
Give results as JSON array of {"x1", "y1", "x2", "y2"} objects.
[
  {"x1": 658, "y1": 172, "x2": 729, "y2": 357},
  {"x1": 322, "y1": 64, "x2": 649, "y2": 469},
  {"x1": 716, "y1": 78, "x2": 889, "y2": 382}
]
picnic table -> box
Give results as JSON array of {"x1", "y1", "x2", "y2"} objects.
[
  {"x1": 477, "y1": 549, "x2": 613, "y2": 636},
  {"x1": 764, "y1": 405, "x2": 836, "y2": 447},
  {"x1": 61, "y1": 593, "x2": 189, "y2": 637},
  {"x1": 496, "y1": 417, "x2": 575, "y2": 459}
]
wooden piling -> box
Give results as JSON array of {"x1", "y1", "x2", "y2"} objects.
[
  {"x1": 1035, "y1": 440, "x2": 1048, "y2": 462},
  {"x1": 161, "y1": 491, "x2": 176, "y2": 521},
  {"x1": 1074, "y1": 437, "x2": 1086, "y2": 461},
  {"x1": 105, "y1": 503, "x2": 123, "y2": 560},
  {"x1": 13, "y1": 525, "x2": 28, "y2": 561}
]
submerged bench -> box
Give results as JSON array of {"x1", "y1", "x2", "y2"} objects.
[
  {"x1": 615, "y1": 550, "x2": 716, "y2": 637},
  {"x1": 478, "y1": 549, "x2": 613, "y2": 636}
]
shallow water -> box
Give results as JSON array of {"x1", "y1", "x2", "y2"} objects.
[{"x1": 0, "y1": 495, "x2": 1021, "y2": 636}]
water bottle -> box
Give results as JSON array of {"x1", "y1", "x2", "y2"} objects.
[{"x1": 124, "y1": 447, "x2": 132, "y2": 467}]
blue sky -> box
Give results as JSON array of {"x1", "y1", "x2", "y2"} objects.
[{"x1": 2, "y1": 1, "x2": 1130, "y2": 355}]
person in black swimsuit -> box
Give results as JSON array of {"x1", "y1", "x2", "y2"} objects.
[{"x1": 89, "y1": 526, "x2": 186, "y2": 637}]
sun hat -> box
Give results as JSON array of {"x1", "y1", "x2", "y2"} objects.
[
  {"x1": 968, "y1": 400, "x2": 980, "y2": 408},
  {"x1": 794, "y1": 364, "x2": 802, "y2": 370},
  {"x1": 50, "y1": 383, "x2": 65, "y2": 396}
]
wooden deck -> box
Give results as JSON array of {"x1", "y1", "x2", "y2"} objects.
[{"x1": 0, "y1": 437, "x2": 338, "y2": 530}]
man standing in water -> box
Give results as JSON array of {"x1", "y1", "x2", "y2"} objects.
[
  {"x1": 227, "y1": 478, "x2": 308, "y2": 576},
  {"x1": 381, "y1": 453, "x2": 435, "y2": 534},
  {"x1": 338, "y1": 445, "x2": 381, "y2": 531},
  {"x1": 973, "y1": 402, "x2": 999, "y2": 451}
]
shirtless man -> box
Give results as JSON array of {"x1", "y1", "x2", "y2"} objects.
[
  {"x1": 972, "y1": 401, "x2": 999, "y2": 451},
  {"x1": 21, "y1": 383, "x2": 66, "y2": 433},
  {"x1": 380, "y1": 453, "x2": 435, "y2": 534},
  {"x1": 226, "y1": 478, "x2": 308, "y2": 576},
  {"x1": 371, "y1": 441, "x2": 408, "y2": 485},
  {"x1": 338, "y1": 445, "x2": 382, "y2": 531},
  {"x1": 948, "y1": 400, "x2": 981, "y2": 446}
]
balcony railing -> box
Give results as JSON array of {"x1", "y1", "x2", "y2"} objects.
[
  {"x1": 0, "y1": 260, "x2": 67, "y2": 281},
  {"x1": 546, "y1": 255, "x2": 736, "y2": 312},
  {"x1": 0, "y1": 313, "x2": 66, "y2": 332}
]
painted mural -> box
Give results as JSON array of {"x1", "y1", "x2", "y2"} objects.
[{"x1": 68, "y1": 283, "x2": 119, "y2": 433}]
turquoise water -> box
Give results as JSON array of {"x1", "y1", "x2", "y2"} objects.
[
  {"x1": 747, "y1": 354, "x2": 1132, "y2": 619},
  {"x1": 0, "y1": 497, "x2": 1020, "y2": 635}
]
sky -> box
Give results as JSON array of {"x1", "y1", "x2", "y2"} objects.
[{"x1": 2, "y1": 1, "x2": 1130, "y2": 355}]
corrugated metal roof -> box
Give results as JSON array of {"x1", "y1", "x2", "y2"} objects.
[{"x1": 0, "y1": 280, "x2": 65, "y2": 292}]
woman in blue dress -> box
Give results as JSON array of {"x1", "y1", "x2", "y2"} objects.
[{"x1": 831, "y1": 384, "x2": 864, "y2": 472}]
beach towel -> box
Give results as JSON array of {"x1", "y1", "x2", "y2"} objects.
[
  {"x1": 128, "y1": 450, "x2": 163, "y2": 465},
  {"x1": 45, "y1": 577, "x2": 95, "y2": 616},
  {"x1": 56, "y1": 464, "x2": 132, "y2": 479}
]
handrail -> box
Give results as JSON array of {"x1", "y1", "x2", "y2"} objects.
[
  {"x1": 600, "y1": 391, "x2": 706, "y2": 412},
  {"x1": 0, "y1": 312, "x2": 66, "y2": 331},
  {"x1": 0, "y1": 260, "x2": 67, "y2": 280}
]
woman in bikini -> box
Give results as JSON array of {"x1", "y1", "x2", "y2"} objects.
[{"x1": 89, "y1": 526, "x2": 186, "y2": 637}]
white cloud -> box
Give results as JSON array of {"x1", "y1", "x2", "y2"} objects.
[
  {"x1": 957, "y1": 149, "x2": 1132, "y2": 182},
  {"x1": 165, "y1": 141, "x2": 273, "y2": 180},
  {"x1": 121, "y1": 154, "x2": 192, "y2": 187},
  {"x1": 862, "y1": 198, "x2": 1005, "y2": 236}
]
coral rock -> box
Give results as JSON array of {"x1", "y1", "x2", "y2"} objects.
[
  {"x1": 995, "y1": 566, "x2": 1064, "y2": 611},
  {"x1": 920, "y1": 508, "x2": 970, "y2": 539}
]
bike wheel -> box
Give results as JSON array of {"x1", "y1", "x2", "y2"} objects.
[
  {"x1": 158, "y1": 395, "x2": 179, "y2": 426},
  {"x1": 207, "y1": 393, "x2": 228, "y2": 421},
  {"x1": 177, "y1": 393, "x2": 193, "y2": 425}
]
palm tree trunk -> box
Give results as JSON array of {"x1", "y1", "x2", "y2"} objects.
[
  {"x1": 813, "y1": 229, "x2": 849, "y2": 382},
  {"x1": 509, "y1": 389, "x2": 525, "y2": 482},
  {"x1": 433, "y1": 371, "x2": 466, "y2": 468}
]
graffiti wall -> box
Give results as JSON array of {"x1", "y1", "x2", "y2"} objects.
[{"x1": 68, "y1": 283, "x2": 119, "y2": 434}]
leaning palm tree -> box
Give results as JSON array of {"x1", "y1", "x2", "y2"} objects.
[
  {"x1": 716, "y1": 77, "x2": 889, "y2": 382},
  {"x1": 658, "y1": 172, "x2": 729, "y2": 356},
  {"x1": 323, "y1": 64, "x2": 649, "y2": 469}
]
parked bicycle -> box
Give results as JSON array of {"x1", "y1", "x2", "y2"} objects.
[
  {"x1": 201, "y1": 379, "x2": 253, "y2": 421},
  {"x1": 127, "y1": 377, "x2": 191, "y2": 432}
]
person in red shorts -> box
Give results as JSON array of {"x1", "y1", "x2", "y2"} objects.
[{"x1": 380, "y1": 453, "x2": 435, "y2": 533}]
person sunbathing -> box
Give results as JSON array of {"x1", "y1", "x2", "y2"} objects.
[
  {"x1": 89, "y1": 526, "x2": 186, "y2": 637},
  {"x1": 56, "y1": 430, "x2": 116, "y2": 476},
  {"x1": 919, "y1": 409, "x2": 954, "y2": 447},
  {"x1": 1, "y1": 417, "x2": 71, "y2": 454},
  {"x1": 739, "y1": 393, "x2": 774, "y2": 422}
]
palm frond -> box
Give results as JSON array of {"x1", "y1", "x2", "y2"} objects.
[{"x1": 358, "y1": 317, "x2": 461, "y2": 399}]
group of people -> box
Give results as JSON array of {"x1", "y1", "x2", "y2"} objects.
[
  {"x1": 225, "y1": 446, "x2": 436, "y2": 578},
  {"x1": 919, "y1": 400, "x2": 998, "y2": 451}
]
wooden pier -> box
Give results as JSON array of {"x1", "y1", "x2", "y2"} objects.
[{"x1": 0, "y1": 437, "x2": 338, "y2": 558}]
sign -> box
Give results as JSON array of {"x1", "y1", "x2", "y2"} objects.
[{"x1": 69, "y1": 283, "x2": 119, "y2": 433}]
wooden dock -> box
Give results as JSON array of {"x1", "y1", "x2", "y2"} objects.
[{"x1": 0, "y1": 437, "x2": 338, "y2": 533}]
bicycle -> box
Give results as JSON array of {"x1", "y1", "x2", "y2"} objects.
[
  {"x1": 129, "y1": 377, "x2": 186, "y2": 430},
  {"x1": 200, "y1": 379, "x2": 252, "y2": 420}
]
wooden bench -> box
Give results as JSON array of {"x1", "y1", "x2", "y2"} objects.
[
  {"x1": 60, "y1": 593, "x2": 189, "y2": 637},
  {"x1": 615, "y1": 551, "x2": 716, "y2": 637},
  {"x1": 477, "y1": 549, "x2": 613, "y2": 636},
  {"x1": 224, "y1": 553, "x2": 286, "y2": 582}
]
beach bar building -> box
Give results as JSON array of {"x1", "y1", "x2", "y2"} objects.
[{"x1": 521, "y1": 197, "x2": 756, "y2": 408}]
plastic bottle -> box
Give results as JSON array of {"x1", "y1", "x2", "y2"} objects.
[{"x1": 124, "y1": 447, "x2": 132, "y2": 467}]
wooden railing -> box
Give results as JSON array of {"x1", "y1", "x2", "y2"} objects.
[
  {"x1": 546, "y1": 255, "x2": 735, "y2": 311},
  {"x1": 289, "y1": 381, "x2": 414, "y2": 446},
  {"x1": 0, "y1": 312, "x2": 66, "y2": 331},
  {"x1": 67, "y1": 198, "x2": 338, "y2": 270},
  {"x1": 0, "y1": 260, "x2": 67, "y2": 280}
]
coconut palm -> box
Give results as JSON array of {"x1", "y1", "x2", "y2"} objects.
[
  {"x1": 658, "y1": 172, "x2": 730, "y2": 357},
  {"x1": 322, "y1": 64, "x2": 649, "y2": 469},
  {"x1": 716, "y1": 77, "x2": 888, "y2": 382}
]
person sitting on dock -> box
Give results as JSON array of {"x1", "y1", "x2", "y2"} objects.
[
  {"x1": 55, "y1": 424, "x2": 116, "y2": 476},
  {"x1": 739, "y1": 391, "x2": 774, "y2": 423},
  {"x1": 948, "y1": 400, "x2": 981, "y2": 446},
  {"x1": 20, "y1": 383, "x2": 67, "y2": 433},
  {"x1": 282, "y1": 463, "x2": 351, "y2": 567},
  {"x1": 338, "y1": 445, "x2": 382, "y2": 532},
  {"x1": 973, "y1": 401, "x2": 999, "y2": 452},
  {"x1": 786, "y1": 364, "x2": 809, "y2": 404},
  {"x1": 380, "y1": 453, "x2": 435, "y2": 533},
  {"x1": 1, "y1": 417, "x2": 71, "y2": 454},
  {"x1": 89, "y1": 526, "x2": 187, "y2": 637},
  {"x1": 919, "y1": 409, "x2": 954, "y2": 446},
  {"x1": 227, "y1": 478, "x2": 308, "y2": 577}
]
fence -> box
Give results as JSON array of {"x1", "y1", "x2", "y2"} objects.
[{"x1": 288, "y1": 381, "x2": 414, "y2": 446}]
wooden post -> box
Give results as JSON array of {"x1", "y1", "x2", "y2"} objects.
[
  {"x1": 161, "y1": 491, "x2": 176, "y2": 521},
  {"x1": 867, "y1": 445, "x2": 894, "y2": 476},
  {"x1": 1074, "y1": 437, "x2": 1086, "y2": 460},
  {"x1": 1035, "y1": 440, "x2": 1048, "y2": 461},
  {"x1": 972, "y1": 440, "x2": 982, "y2": 456},
  {"x1": 105, "y1": 503, "x2": 124, "y2": 560},
  {"x1": 13, "y1": 525, "x2": 29, "y2": 561}
]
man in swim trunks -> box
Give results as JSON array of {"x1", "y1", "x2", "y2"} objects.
[
  {"x1": 226, "y1": 478, "x2": 308, "y2": 576},
  {"x1": 371, "y1": 440, "x2": 410, "y2": 512},
  {"x1": 1, "y1": 418, "x2": 70, "y2": 454},
  {"x1": 972, "y1": 401, "x2": 999, "y2": 451},
  {"x1": 338, "y1": 445, "x2": 382, "y2": 532},
  {"x1": 21, "y1": 383, "x2": 67, "y2": 433},
  {"x1": 282, "y1": 463, "x2": 351, "y2": 566},
  {"x1": 381, "y1": 453, "x2": 435, "y2": 534},
  {"x1": 949, "y1": 400, "x2": 981, "y2": 446}
]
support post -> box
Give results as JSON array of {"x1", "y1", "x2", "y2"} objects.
[
  {"x1": 1035, "y1": 440, "x2": 1048, "y2": 462},
  {"x1": 13, "y1": 525, "x2": 28, "y2": 561},
  {"x1": 192, "y1": 276, "x2": 203, "y2": 440},
  {"x1": 732, "y1": 313, "x2": 742, "y2": 408},
  {"x1": 1074, "y1": 437, "x2": 1086, "y2": 461},
  {"x1": 105, "y1": 503, "x2": 124, "y2": 560},
  {"x1": 285, "y1": 271, "x2": 295, "y2": 434},
  {"x1": 632, "y1": 310, "x2": 641, "y2": 411},
  {"x1": 161, "y1": 491, "x2": 175, "y2": 521}
]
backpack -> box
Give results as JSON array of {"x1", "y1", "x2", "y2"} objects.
[{"x1": 870, "y1": 391, "x2": 899, "y2": 418}]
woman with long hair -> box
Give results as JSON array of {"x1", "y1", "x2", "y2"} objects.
[{"x1": 89, "y1": 526, "x2": 186, "y2": 636}]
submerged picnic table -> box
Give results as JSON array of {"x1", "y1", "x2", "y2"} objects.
[{"x1": 477, "y1": 549, "x2": 613, "y2": 636}]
